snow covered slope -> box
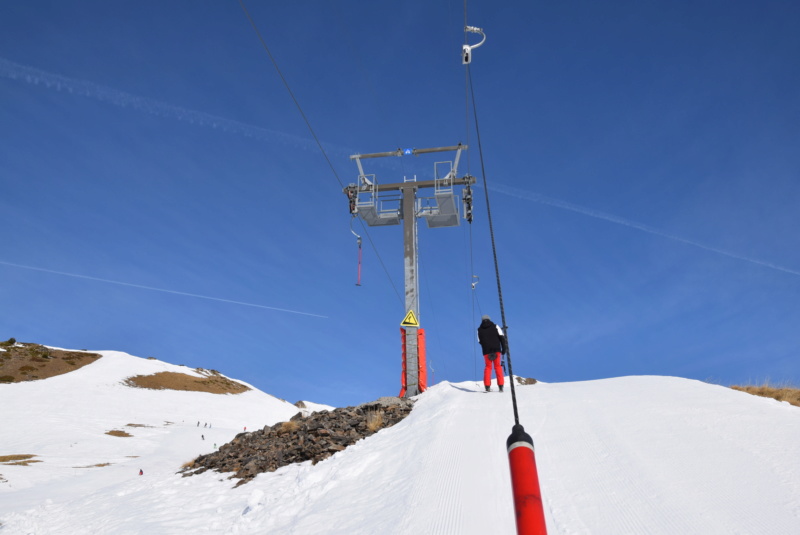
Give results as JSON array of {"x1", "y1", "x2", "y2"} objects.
[
  {"x1": 0, "y1": 351, "x2": 299, "y2": 500},
  {"x1": 1, "y1": 360, "x2": 799, "y2": 533}
]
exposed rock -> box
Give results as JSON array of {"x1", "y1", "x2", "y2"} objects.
[
  {"x1": 514, "y1": 376, "x2": 538, "y2": 385},
  {"x1": 181, "y1": 397, "x2": 414, "y2": 486}
]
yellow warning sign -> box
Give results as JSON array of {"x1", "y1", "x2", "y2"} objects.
[{"x1": 401, "y1": 309, "x2": 419, "y2": 327}]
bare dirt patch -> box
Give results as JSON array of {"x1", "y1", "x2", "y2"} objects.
[
  {"x1": 74, "y1": 463, "x2": 112, "y2": 468},
  {"x1": 0, "y1": 454, "x2": 40, "y2": 466},
  {"x1": 106, "y1": 430, "x2": 133, "y2": 438},
  {"x1": 124, "y1": 369, "x2": 249, "y2": 394},
  {"x1": 732, "y1": 383, "x2": 800, "y2": 408},
  {"x1": 0, "y1": 339, "x2": 101, "y2": 384}
]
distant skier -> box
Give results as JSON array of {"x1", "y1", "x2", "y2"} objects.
[
  {"x1": 201, "y1": 434, "x2": 205, "y2": 441},
  {"x1": 477, "y1": 314, "x2": 506, "y2": 392},
  {"x1": 139, "y1": 469, "x2": 143, "y2": 476}
]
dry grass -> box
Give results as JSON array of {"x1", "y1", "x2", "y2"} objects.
[
  {"x1": 124, "y1": 371, "x2": 250, "y2": 394},
  {"x1": 0, "y1": 454, "x2": 36, "y2": 463},
  {"x1": 74, "y1": 463, "x2": 112, "y2": 468},
  {"x1": 0, "y1": 454, "x2": 40, "y2": 466},
  {"x1": 731, "y1": 383, "x2": 800, "y2": 408},
  {"x1": 366, "y1": 410, "x2": 384, "y2": 433},
  {"x1": 0, "y1": 342, "x2": 101, "y2": 384},
  {"x1": 106, "y1": 430, "x2": 133, "y2": 438},
  {"x1": 279, "y1": 420, "x2": 299, "y2": 433}
]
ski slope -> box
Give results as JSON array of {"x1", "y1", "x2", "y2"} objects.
[{"x1": 1, "y1": 351, "x2": 799, "y2": 534}]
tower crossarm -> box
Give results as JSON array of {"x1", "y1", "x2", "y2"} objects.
[{"x1": 366, "y1": 175, "x2": 476, "y2": 193}]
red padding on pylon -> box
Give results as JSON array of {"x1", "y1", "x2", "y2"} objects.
[
  {"x1": 417, "y1": 328, "x2": 427, "y2": 392},
  {"x1": 507, "y1": 425, "x2": 547, "y2": 535},
  {"x1": 399, "y1": 328, "x2": 407, "y2": 397}
]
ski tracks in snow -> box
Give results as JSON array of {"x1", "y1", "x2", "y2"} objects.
[
  {"x1": 396, "y1": 382, "x2": 520, "y2": 534},
  {"x1": 394, "y1": 387, "x2": 467, "y2": 534},
  {"x1": 531, "y1": 377, "x2": 800, "y2": 534}
]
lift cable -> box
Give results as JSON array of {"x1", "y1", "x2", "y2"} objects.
[
  {"x1": 239, "y1": 0, "x2": 342, "y2": 187},
  {"x1": 359, "y1": 217, "x2": 404, "y2": 305},
  {"x1": 466, "y1": 64, "x2": 521, "y2": 426},
  {"x1": 469, "y1": 225, "x2": 480, "y2": 380},
  {"x1": 238, "y1": 0, "x2": 403, "y2": 307},
  {"x1": 464, "y1": 18, "x2": 548, "y2": 534}
]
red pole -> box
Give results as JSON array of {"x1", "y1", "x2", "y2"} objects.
[
  {"x1": 399, "y1": 327, "x2": 407, "y2": 397},
  {"x1": 417, "y1": 328, "x2": 427, "y2": 392},
  {"x1": 507, "y1": 424, "x2": 547, "y2": 535}
]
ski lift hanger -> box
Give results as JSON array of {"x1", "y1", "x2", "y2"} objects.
[{"x1": 462, "y1": 25, "x2": 486, "y2": 64}]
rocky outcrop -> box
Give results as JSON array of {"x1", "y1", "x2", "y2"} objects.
[
  {"x1": 515, "y1": 376, "x2": 538, "y2": 385},
  {"x1": 181, "y1": 397, "x2": 414, "y2": 486}
]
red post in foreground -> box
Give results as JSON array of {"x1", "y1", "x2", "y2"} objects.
[{"x1": 507, "y1": 424, "x2": 547, "y2": 535}]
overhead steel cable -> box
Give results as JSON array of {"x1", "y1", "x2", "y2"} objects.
[
  {"x1": 466, "y1": 64, "x2": 520, "y2": 425},
  {"x1": 238, "y1": 0, "x2": 403, "y2": 307},
  {"x1": 238, "y1": 0, "x2": 342, "y2": 188},
  {"x1": 466, "y1": 36, "x2": 548, "y2": 535}
]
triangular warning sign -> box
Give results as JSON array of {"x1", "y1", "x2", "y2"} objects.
[{"x1": 401, "y1": 309, "x2": 419, "y2": 327}]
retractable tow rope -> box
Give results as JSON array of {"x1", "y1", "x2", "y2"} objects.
[{"x1": 350, "y1": 216, "x2": 363, "y2": 286}]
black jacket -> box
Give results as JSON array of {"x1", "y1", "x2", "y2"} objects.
[{"x1": 477, "y1": 319, "x2": 506, "y2": 355}]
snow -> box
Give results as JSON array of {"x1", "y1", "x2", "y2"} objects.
[
  {"x1": 295, "y1": 400, "x2": 336, "y2": 417},
  {"x1": 1, "y1": 353, "x2": 799, "y2": 534}
]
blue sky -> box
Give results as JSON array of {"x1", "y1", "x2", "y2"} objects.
[{"x1": 2, "y1": 1, "x2": 798, "y2": 407}]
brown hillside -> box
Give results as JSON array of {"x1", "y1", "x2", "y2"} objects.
[
  {"x1": 0, "y1": 339, "x2": 101, "y2": 384},
  {"x1": 124, "y1": 369, "x2": 250, "y2": 394},
  {"x1": 731, "y1": 384, "x2": 800, "y2": 408}
]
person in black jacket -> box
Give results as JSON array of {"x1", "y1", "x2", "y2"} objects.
[{"x1": 477, "y1": 314, "x2": 506, "y2": 392}]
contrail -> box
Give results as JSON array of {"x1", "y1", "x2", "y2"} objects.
[
  {"x1": 0, "y1": 56, "x2": 415, "y2": 177},
  {"x1": 489, "y1": 182, "x2": 800, "y2": 278},
  {"x1": 0, "y1": 56, "x2": 348, "y2": 158},
  {"x1": 0, "y1": 260, "x2": 328, "y2": 318}
]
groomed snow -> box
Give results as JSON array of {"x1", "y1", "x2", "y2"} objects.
[{"x1": 1, "y1": 353, "x2": 799, "y2": 534}]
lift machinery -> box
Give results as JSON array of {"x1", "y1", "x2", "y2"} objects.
[{"x1": 344, "y1": 144, "x2": 475, "y2": 397}]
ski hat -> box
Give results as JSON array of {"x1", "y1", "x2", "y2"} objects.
[{"x1": 481, "y1": 314, "x2": 491, "y2": 321}]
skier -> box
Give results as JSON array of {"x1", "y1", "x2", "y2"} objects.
[
  {"x1": 139, "y1": 469, "x2": 143, "y2": 476},
  {"x1": 477, "y1": 314, "x2": 506, "y2": 392}
]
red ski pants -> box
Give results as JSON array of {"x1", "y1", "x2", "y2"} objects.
[{"x1": 483, "y1": 353, "x2": 505, "y2": 387}]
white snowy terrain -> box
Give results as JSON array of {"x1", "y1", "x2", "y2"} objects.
[{"x1": 1, "y1": 350, "x2": 799, "y2": 534}]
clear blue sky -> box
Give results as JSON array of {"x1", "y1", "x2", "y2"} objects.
[{"x1": 2, "y1": 1, "x2": 798, "y2": 407}]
